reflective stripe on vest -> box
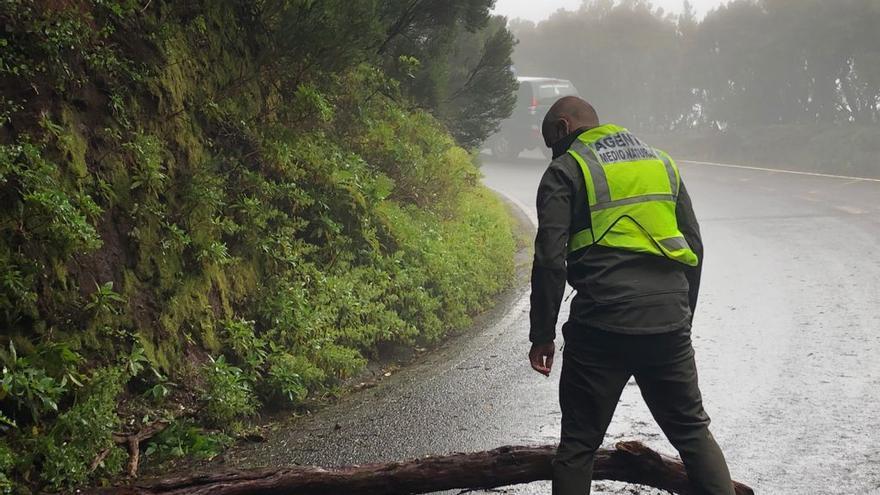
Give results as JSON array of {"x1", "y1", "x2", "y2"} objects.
[{"x1": 567, "y1": 124, "x2": 699, "y2": 267}]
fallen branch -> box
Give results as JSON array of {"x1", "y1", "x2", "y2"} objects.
[
  {"x1": 91, "y1": 441, "x2": 754, "y2": 495},
  {"x1": 88, "y1": 447, "x2": 113, "y2": 474},
  {"x1": 90, "y1": 418, "x2": 175, "y2": 477},
  {"x1": 116, "y1": 419, "x2": 172, "y2": 477}
]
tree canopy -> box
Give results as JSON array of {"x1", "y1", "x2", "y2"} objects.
[
  {"x1": 380, "y1": 0, "x2": 518, "y2": 147},
  {"x1": 510, "y1": 0, "x2": 880, "y2": 131}
]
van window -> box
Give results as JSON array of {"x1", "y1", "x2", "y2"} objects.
[{"x1": 537, "y1": 82, "x2": 576, "y2": 103}]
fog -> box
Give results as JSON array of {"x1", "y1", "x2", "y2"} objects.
[
  {"x1": 493, "y1": 0, "x2": 726, "y2": 22},
  {"x1": 492, "y1": 0, "x2": 880, "y2": 179},
  {"x1": 475, "y1": 3, "x2": 880, "y2": 493}
]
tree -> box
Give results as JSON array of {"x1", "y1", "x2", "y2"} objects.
[
  {"x1": 378, "y1": 1, "x2": 518, "y2": 147},
  {"x1": 438, "y1": 16, "x2": 518, "y2": 148}
]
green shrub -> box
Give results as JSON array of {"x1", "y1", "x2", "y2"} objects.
[
  {"x1": 85, "y1": 282, "x2": 126, "y2": 316},
  {"x1": 222, "y1": 319, "x2": 268, "y2": 372},
  {"x1": 0, "y1": 142, "x2": 103, "y2": 257},
  {"x1": 143, "y1": 419, "x2": 231, "y2": 464},
  {"x1": 0, "y1": 342, "x2": 68, "y2": 423},
  {"x1": 36, "y1": 367, "x2": 125, "y2": 490},
  {"x1": 312, "y1": 343, "x2": 367, "y2": 380},
  {"x1": 264, "y1": 352, "x2": 326, "y2": 406},
  {"x1": 200, "y1": 356, "x2": 257, "y2": 430},
  {"x1": 0, "y1": 440, "x2": 12, "y2": 494},
  {"x1": 377, "y1": 185, "x2": 516, "y2": 340}
]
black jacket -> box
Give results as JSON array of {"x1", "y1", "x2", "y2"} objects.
[{"x1": 529, "y1": 128, "x2": 704, "y2": 344}]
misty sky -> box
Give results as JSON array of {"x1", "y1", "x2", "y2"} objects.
[{"x1": 492, "y1": 0, "x2": 728, "y2": 22}]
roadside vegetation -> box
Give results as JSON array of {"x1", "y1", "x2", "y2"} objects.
[
  {"x1": 0, "y1": 0, "x2": 518, "y2": 491},
  {"x1": 512, "y1": 0, "x2": 880, "y2": 178}
]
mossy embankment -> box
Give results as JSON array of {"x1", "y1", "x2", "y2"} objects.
[{"x1": 0, "y1": 1, "x2": 516, "y2": 491}]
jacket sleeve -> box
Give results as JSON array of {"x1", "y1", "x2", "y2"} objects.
[
  {"x1": 529, "y1": 165, "x2": 572, "y2": 344},
  {"x1": 675, "y1": 180, "x2": 703, "y2": 316}
]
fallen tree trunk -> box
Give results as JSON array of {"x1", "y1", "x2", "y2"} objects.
[{"x1": 94, "y1": 441, "x2": 754, "y2": 495}]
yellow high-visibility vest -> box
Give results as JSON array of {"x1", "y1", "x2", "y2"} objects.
[{"x1": 566, "y1": 124, "x2": 699, "y2": 266}]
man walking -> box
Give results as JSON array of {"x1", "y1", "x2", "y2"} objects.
[{"x1": 528, "y1": 96, "x2": 735, "y2": 495}]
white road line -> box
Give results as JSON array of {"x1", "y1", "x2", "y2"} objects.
[
  {"x1": 681, "y1": 159, "x2": 880, "y2": 183},
  {"x1": 833, "y1": 205, "x2": 867, "y2": 215}
]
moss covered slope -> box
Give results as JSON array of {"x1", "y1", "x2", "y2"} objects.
[{"x1": 0, "y1": 1, "x2": 515, "y2": 490}]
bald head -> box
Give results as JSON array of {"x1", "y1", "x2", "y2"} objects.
[{"x1": 542, "y1": 96, "x2": 600, "y2": 148}]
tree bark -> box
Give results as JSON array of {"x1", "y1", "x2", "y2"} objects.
[{"x1": 93, "y1": 441, "x2": 754, "y2": 495}]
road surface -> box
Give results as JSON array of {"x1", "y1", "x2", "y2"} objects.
[{"x1": 208, "y1": 151, "x2": 880, "y2": 494}]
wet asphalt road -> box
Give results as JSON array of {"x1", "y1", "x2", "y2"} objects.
[{"x1": 210, "y1": 152, "x2": 880, "y2": 494}]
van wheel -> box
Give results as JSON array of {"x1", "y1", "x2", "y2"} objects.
[{"x1": 491, "y1": 135, "x2": 521, "y2": 160}]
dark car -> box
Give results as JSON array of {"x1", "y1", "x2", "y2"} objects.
[{"x1": 487, "y1": 77, "x2": 580, "y2": 160}]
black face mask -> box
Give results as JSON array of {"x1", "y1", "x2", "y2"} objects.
[{"x1": 551, "y1": 127, "x2": 590, "y2": 159}]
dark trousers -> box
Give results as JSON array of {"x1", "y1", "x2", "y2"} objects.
[{"x1": 552, "y1": 327, "x2": 735, "y2": 495}]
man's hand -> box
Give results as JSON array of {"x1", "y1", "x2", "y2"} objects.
[{"x1": 529, "y1": 341, "x2": 555, "y2": 376}]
